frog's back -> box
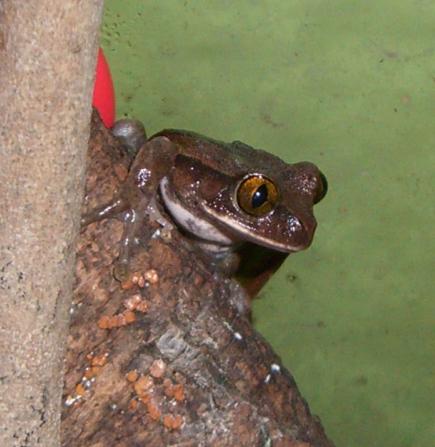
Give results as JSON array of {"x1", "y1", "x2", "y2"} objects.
[{"x1": 151, "y1": 129, "x2": 287, "y2": 177}]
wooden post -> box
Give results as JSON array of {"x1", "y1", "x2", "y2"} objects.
[{"x1": 0, "y1": 2, "x2": 104, "y2": 446}]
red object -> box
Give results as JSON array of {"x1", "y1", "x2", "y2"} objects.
[{"x1": 92, "y1": 48, "x2": 115, "y2": 128}]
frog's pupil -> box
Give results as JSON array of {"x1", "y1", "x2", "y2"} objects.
[{"x1": 252, "y1": 184, "x2": 268, "y2": 208}]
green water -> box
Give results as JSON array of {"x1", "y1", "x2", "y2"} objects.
[{"x1": 102, "y1": 2, "x2": 435, "y2": 445}]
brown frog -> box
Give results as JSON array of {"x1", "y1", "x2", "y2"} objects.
[{"x1": 82, "y1": 120, "x2": 327, "y2": 296}]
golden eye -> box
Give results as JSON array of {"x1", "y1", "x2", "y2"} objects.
[{"x1": 236, "y1": 175, "x2": 279, "y2": 216}]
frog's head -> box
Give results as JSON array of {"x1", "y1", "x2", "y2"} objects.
[
  {"x1": 202, "y1": 161, "x2": 328, "y2": 252},
  {"x1": 158, "y1": 135, "x2": 327, "y2": 253}
]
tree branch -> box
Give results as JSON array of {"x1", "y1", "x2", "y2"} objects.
[{"x1": 61, "y1": 113, "x2": 335, "y2": 447}]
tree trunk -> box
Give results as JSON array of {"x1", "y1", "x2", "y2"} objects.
[
  {"x1": 0, "y1": 2, "x2": 104, "y2": 446},
  {"x1": 61, "y1": 113, "x2": 335, "y2": 447}
]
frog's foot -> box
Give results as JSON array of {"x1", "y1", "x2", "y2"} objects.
[{"x1": 112, "y1": 119, "x2": 147, "y2": 158}]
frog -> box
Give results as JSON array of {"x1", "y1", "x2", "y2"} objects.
[{"x1": 82, "y1": 119, "x2": 327, "y2": 292}]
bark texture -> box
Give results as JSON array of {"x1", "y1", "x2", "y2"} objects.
[
  {"x1": 0, "y1": 2, "x2": 104, "y2": 446},
  {"x1": 61, "y1": 114, "x2": 335, "y2": 447}
]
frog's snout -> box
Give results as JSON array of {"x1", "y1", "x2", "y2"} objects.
[{"x1": 314, "y1": 170, "x2": 328, "y2": 204}]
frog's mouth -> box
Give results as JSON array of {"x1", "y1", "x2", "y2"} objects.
[
  {"x1": 199, "y1": 204, "x2": 307, "y2": 253},
  {"x1": 159, "y1": 177, "x2": 237, "y2": 247},
  {"x1": 160, "y1": 176, "x2": 312, "y2": 253}
]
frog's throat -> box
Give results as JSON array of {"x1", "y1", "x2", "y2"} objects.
[{"x1": 159, "y1": 177, "x2": 235, "y2": 246}]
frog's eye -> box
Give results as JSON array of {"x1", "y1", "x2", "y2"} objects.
[{"x1": 236, "y1": 175, "x2": 279, "y2": 216}]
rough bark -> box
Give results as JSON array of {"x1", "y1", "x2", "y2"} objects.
[
  {"x1": 61, "y1": 113, "x2": 335, "y2": 447},
  {"x1": 0, "y1": 2, "x2": 104, "y2": 446}
]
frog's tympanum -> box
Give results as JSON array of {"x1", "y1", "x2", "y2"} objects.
[{"x1": 82, "y1": 120, "x2": 327, "y2": 296}]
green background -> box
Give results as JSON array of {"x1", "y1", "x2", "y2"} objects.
[{"x1": 101, "y1": 2, "x2": 434, "y2": 446}]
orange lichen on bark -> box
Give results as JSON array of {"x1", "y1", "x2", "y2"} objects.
[
  {"x1": 83, "y1": 367, "x2": 94, "y2": 379},
  {"x1": 163, "y1": 378, "x2": 185, "y2": 402},
  {"x1": 75, "y1": 383, "x2": 86, "y2": 397},
  {"x1": 116, "y1": 268, "x2": 158, "y2": 292},
  {"x1": 120, "y1": 271, "x2": 147, "y2": 289},
  {"x1": 149, "y1": 359, "x2": 166, "y2": 379},
  {"x1": 83, "y1": 365, "x2": 103, "y2": 379},
  {"x1": 129, "y1": 372, "x2": 173, "y2": 423},
  {"x1": 97, "y1": 315, "x2": 112, "y2": 329},
  {"x1": 123, "y1": 310, "x2": 136, "y2": 324},
  {"x1": 139, "y1": 392, "x2": 151, "y2": 405},
  {"x1": 120, "y1": 278, "x2": 135, "y2": 290},
  {"x1": 123, "y1": 294, "x2": 148, "y2": 313},
  {"x1": 134, "y1": 375, "x2": 154, "y2": 396},
  {"x1": 172, "y1": 384, "x2": 185, "y2": 402},
  {"x1": 126, "y1": 370, "x2": 139, "y2": 383},
  {"x1": 82, "y1": 352, "x2": 109, "y2": 378},
  {"x1": 134, "y1": 300, "x2": 149, "y2": 313},
  {"x1": 66, "y1": 350, "x2": 110, "y2": 407},
  {"x1": 162, "y1": 414, "x2": 183, "y2": 431},
  {"x1": 163, "y1": 378, "x2": 173, "y2": 398},
  {"x1": 97, "y1": 310, "x2": 136, "y2": 329},
  {"x1": 128, "y1": 398, "x2": 138, "y2": 412},
  {"x1": 90, "y1": 366, "x2": 103, "y2": 377},
  {"x1": 90, "y1": 352, "x2": 109, "y2": 367},
  {"x1": 145, "y1": 398, "x2": 161, "y2": 421},
  {"x1": 131, "y1": 272, "x2": 146, "y2": 288},
  {"x1": 119, "y1": 272, "x2": 140, "y2": 290},
  {"x1": 123, "y1": 294, "x2": 142, "y2": 310},
  {"x1": 144, "y1": 269, "x2": 159, "y2": 284}
]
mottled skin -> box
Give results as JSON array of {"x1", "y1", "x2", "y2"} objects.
[{"x1": 82, "y1": 121, "x2": 327, "y2": 285}]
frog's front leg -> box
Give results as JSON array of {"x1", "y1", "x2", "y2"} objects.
[
  {"x1": 81, "y1": 198, "x2": 128, "y2": 227},
  {"x1": 81, "y1": 118, "x2": 150, "y2": 227},
  {"x1": 82, "y1": 136, "x2": 178, "y2": 281}
]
